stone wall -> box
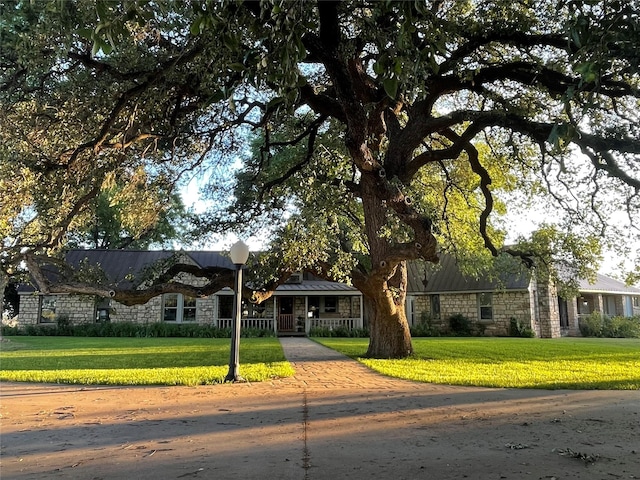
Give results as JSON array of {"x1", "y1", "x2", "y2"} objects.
[
  {"x1": 18, "y1": 291, "x2": 362, "y2": 327},
  {"x1": 536, "y1": 277, "x2": 561, "y2": 338},
  {"x1": 410, "y1": 290, "x2": 535, "y2": 336},
  {"x1": 17, "y1": 295, "x2": 40, "y2": 326},
  {"x1": 17, "y1": 294, "x2": 97, "y2": 326}
]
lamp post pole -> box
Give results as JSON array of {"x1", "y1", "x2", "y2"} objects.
[{"x1": 225, "y1": 240, "x2": 249, "y2": 383}]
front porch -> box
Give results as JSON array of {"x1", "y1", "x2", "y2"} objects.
[
  {"x1": 216, "y1": 290, "x2": 364, "y2": 336},
  {"x1": 216, "y1": 315, "x2": 364, "y2": 336}
]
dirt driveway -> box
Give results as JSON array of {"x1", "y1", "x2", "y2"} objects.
[{"x1": 1, "y1": 337, "x2": 638, "y2": 479}]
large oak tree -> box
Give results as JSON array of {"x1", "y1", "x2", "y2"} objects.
[{"x1": 1, "y1": 1, "x2": 639, "y2": 357}]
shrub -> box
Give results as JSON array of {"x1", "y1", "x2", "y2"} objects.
[
  {"x1": 509, "y1": 317, "x2": 535, "y2": 338},
  {"x1": 579, "y1": 312, "x2": 640, "y2": 338},
  {"x1": 309, "y1": 326, "x2": 333, "y2": 337},
  {"x1": 56, "y1": 315, "x2": 73, "y2": 335},
  {"x1": 308, "y1": 326, "x2": 369, "y2": 338},
  {"x1": 0, "y1": 321, "x2": 275, "y2": 338},
  {"x1": 579, "y1": 311, "x2": 606, "y2": 337},
  {"x1": 411, "y1": 312, "x2": 441, "y2": 337},
  {"x1": 602, "y1": 316, "x2": 640, "y2": 338},
  {"x1": 448, "y1": 313, "x2": 473, "y2": 336}
]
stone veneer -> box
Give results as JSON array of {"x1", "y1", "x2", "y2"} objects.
[
  {"x1": 535, "y1": 277, "x2": 561, "y2": 338},
  {"x1": 17, "y1": 290, "x2": 361, "y2": 328},
  {"x1": 410, "y1": 289, "x2": 539, "y2": 336}
]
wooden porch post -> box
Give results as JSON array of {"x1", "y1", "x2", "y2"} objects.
[{"x1": 272, "y1": 297, "x2": 277, "y2": 335}]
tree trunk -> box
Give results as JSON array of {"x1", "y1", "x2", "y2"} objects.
[
  {"x1": 365, "y1": 293, "x2": 413, "y2": 358},
  {"x1": 358, "y1": 261, "x2": 413, "y2": 359},
  {"x1": 355, "y1": 174, "x2": 415, "y2": 358}
]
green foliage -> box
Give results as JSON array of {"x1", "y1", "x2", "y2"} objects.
[
  {"x1": 316, "y1": 337, "x2": 640, "y2": 390},
  {"x1": 448, "y1": 314, "x2": 474, "y2": 337},
  {"x1": 513, "y1": 225, "x2": 603, "y2": 297},
  {"x1": 67, "y1": 187, "x2": 194, "y2": 250},
  {"x1": 579, "y1": 311, "x2": 606, "y2": 337},
  {"x1": 410, "y1": 312, "x2": 442, "y2": 337},
  {"x1": 509, "y1": 317, "x2": 536, "y2": 338},
  {"x1": 1, "y1": 321, "x2": 274, "y2": 339},
  {"x1": 308, "y1": 326, "x2": 369, "y2": 338},
  {"x1": 579, "y1": 312, "x2": 640, "y2": 338},
  {"x1": 55, "y1": 314, "x2": 73, "y2": 335}
]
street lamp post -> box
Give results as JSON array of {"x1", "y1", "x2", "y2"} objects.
[{"x1": 225, "y1": 240, "x2": 250, "y2": 383}]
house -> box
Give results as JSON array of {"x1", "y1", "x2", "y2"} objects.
[
  {"x1": 16, "y1": 250, "x2": 640, "y2": 338},
  {"x1": 405, "y1": 255, "x2": 640, "y2": 337},
  {"x1": 17, "y1": 250, "x2": 363, "y2": 335}
]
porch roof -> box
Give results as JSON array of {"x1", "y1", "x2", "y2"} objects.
[
  {"x1": 578, "y1": 274, "x2": 640, "y2": 295},
  {"x1": 215, "y1": 280, "x2": 359, "y2": 296},
  {"x1": 275, "y1": 280, "x2": 359, "y2": 295}
]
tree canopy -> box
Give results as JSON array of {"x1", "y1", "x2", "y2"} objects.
[{"x1": 1, "y1": 0, "x2": 639, "y2": 357}]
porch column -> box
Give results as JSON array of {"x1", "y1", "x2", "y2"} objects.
[
  {"x1": 359, "y1": 294, "x2": 364, "y2": 329},
  {"x1": 623, "y1": 296, "x2": 633, "y2": 317},
  {"x1": 536, "y1": 276, "x2": 561, "y2": 338},
  {"x1": 595, "y1": 294, "x2": 604, "y2": 313},
  {"x1": 213, "y1": 295, "x2": 219, "y2": 327},
  {"x1": 304, "y1": 296, "x2": 310, "y2": 334},
  {"x1": 566, "y1": 297, "x2": 579, "y2": 336},
  {"x1": 273, "y1": 297, "x2": 277, "y2": 335}
]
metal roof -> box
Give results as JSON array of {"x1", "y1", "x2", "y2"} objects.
[
  {"x1": 18, "y1": 249, "x2": 233, "y2": 292},
  {"x1": 19, "y1": 249, "x2": 638, "y2": 297},
  {"x1": 19, "y1": 250, "x2": 356, "y2": 295},
  {"x1": 275, "y1": 280, "x2": 358, "y2": 294},
  {"x1": 407, "y1": 254, "x2": 531, "y2": 294},
  {"x1": 578, "y1": 273, "x2": 640, "y2": 295}
]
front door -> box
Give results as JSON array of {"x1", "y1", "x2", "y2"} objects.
[
  {"x1": 278, "y1": 297, "x2": 295, "y2": 331},
  {"x1": 558, "y1": 296, "x2": 569, "y2": 329}
]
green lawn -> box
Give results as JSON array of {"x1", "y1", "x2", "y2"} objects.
[
  {"x1": 2, "y1": 336, "x2": 638, "y2": 390},
  {"x1": 314, "y1": 337, "x2": 640, "y2": 390},
  {"x1": 0, "y1": 337, "x2": 294, "y2": 386}
]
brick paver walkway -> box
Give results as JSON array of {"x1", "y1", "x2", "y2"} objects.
[{"x1": 275, "y1": 337, "x2": 423, "y2": 390}]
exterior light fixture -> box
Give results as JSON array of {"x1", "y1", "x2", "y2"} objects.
[{"x1": 225, "y1": 240, "x2": 250, "y2": 382}]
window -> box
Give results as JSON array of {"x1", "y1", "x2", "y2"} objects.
[
  {"x1": 40, "y1": 296, "x2": 57, "y2": 323},
  {"x1": 163, "y1": 294, "x2": 179, "y2": 322},
  {"x1": 183, "y1": 296, "x2": 197, "y2": 322},
  {"x1": 96, "y1": 298, "x2": 111, "y2": 323},
  {"x1": 218, "y1": 295, "x2": 233, "y2": 318},
  {"x1": 163, "y1": 294, "x2": 197, "y2": 322},
  {"x1": 478, "y1": 293, "x2": 493, "y2": 321},
  {"x1": 308, "y1": 297, "x2": 320, "y2": 318},
  {"x1": 633, "y1": 297, "x2": 640, "y2": 308},
  {"x1": 430, "y1": 294, "x2": 441, "y2": 320},
  {"x1": 323, "y1": 296, "x2": 337, "y2": 313}
]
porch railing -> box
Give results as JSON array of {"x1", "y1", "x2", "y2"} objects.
[
  {"x1": 278, "y1": 314, "x2": 296, "y2": 331},
  {"x1": 217, "y1": 318, "x2": 275, "y2": 331},
  {"x1": 215, "y1": 316, "x2": 364, "y2": 334},
  {"x1": 307, "y1": 317, "x2": 363, "y2": 332}
]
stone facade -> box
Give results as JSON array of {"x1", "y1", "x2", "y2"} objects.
[
  {"x1": 18, "y1": 294, "x2": 98, "y2": 326},
  {"x1": 534, "y1": 277, "x2": 561, "y2": 338},
  {"x1": 17, "y1": 289, "x2": 361, "y2": 332},
  {"x1": 409, "y1": 289, "x2": 536, "y2": 336}
]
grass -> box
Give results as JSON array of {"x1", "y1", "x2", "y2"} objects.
[
  {"x1": 314, "y1": 337, "x2": 640, "y2": 390},
  {"x1": 2, "y1": 336, "x2": 638, "y2": 390},
  {"x1": 0, "y1": 336, "x2": 294, "y2": 386}
]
